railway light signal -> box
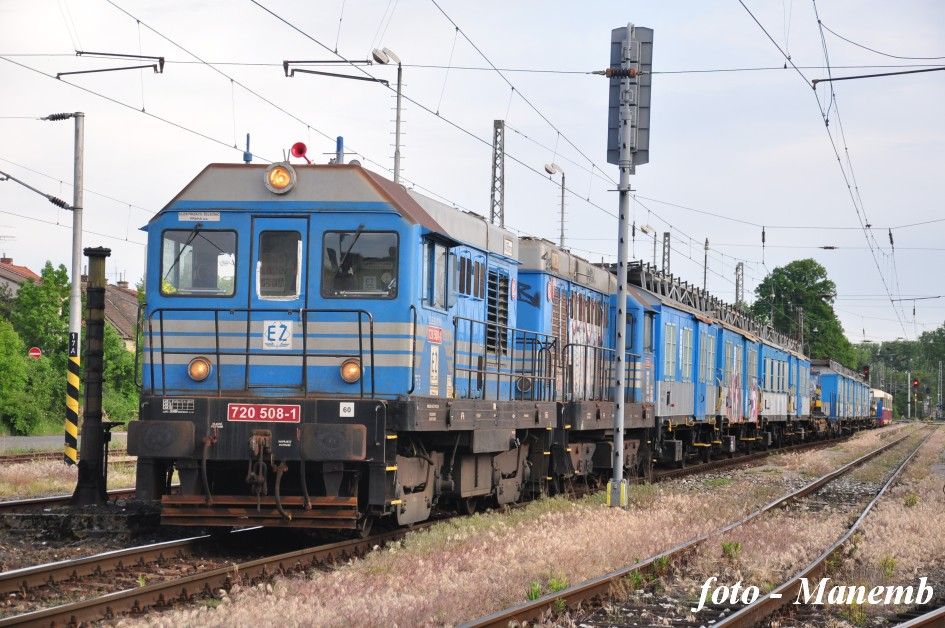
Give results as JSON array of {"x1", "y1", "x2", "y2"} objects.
[{"x1": 912, "y1": 378, "x2": 920, "y2": 389}]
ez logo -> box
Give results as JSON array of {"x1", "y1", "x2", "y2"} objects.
[{"x1": 263, "y1": 320, "x2": 293, "y2": 350}]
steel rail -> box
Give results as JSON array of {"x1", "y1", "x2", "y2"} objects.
[
  {"x1": 0, "y1": 488, "x2": 136, "y2": 513},
  {"x1": 0, "y1": 523, "x2": 429, "y2": 627},
  {"x1": 714, "y1": 429, "x2": 932, "y2": 627},
  {"x1": 461, "y1": 431, "x2": 913, "y2": 627},
  {"x1": 895, "y1": 603, "x2": 945, "y2": 627},
  {"x1": 0, "y1": 527, "x2": 263, "y2": 596}
]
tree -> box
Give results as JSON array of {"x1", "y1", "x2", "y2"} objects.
[
  {"x1": 0, "y1": 318, "x2": 32, "y2": 433},
  {"x1": 11, "y1": 262, "x2": 70, "y2": 367},
  {"x1": 751, "y1": 258, "x2": 854, "y2": 365}
]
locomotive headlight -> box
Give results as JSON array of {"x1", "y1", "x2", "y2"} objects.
[
  {"x1": 188, "y1": 356, "x2": 212, "y2": 382},
  {"x1": 264, "y1": 162, "x2": 296, "y2": 194},
  {"x1": 340, "y1": 358, "x2": 362, "y2": 384}
]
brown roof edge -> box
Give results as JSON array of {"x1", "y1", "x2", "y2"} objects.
[{"x1": 357, "y1": 167, "x2": 447, "y2": 236}]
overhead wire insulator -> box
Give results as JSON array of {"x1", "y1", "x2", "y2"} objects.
[
  {"x1": 593, "y1": 67, "x2": 640, "y2": 78},
  {"x1": 43, "y1": 113, "x2": 74, "y2": 121},
  {"x1": 48, "y1": 196, "x2": 71, "y2": 209}
]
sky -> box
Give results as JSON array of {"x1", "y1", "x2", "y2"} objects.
[{"x1": 0, "y1": 0, "x2": 943, "y2": 342}]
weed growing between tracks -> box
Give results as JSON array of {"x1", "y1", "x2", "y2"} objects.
[{"x1": 123, "y1": 427, "x2": 917, "y2": 628}]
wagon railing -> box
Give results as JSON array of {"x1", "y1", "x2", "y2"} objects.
[
  {"x1": 562, "y1": 343, "x2": 644, "y2": 403},
  {"x1": 144, "y1": 307, "x2": 375, "y2": 398},
  {"x1": 452, "y1": 316, "x2": 557, "y2": 402}
]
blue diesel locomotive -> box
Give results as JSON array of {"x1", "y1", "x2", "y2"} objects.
[{"x1": 127, "y1": 159, "x2": 879, "y2": 531}]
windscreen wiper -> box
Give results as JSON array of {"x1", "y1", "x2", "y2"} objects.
[
  {"x1": 163, "y1": 227, "x2": 200, "y2": 283},
  {"x1": 337, "y1": 224, "x2": 365, "y2": 274}
]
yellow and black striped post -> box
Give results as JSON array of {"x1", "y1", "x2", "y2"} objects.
[
  {"x1": 72, "y1": 246, "x2": 110, "y2": 505},
  {"x1": 65, "y1": 336, "x2": 79, "y2": 465}
]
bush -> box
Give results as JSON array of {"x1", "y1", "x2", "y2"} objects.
[{"x1": 102, "y1": 323, "x2": 138, "y2": 422}]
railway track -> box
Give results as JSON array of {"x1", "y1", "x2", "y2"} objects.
[
  {"x1": 0, "y1": 523, "x2": 428, "y2": 627},
  {"x1": 461, "y1": 429, "x2": 921, "y2": 627},
  {"x1": 714, "y1": 430, "x2": 932, "y2": 627},
  {"x1": 0, "y1": 427, "x2": 894, "y2": 624}
]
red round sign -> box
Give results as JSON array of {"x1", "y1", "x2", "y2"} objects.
[{"x1": 28, "y1": 347, "x2": 41, "y2": 360}]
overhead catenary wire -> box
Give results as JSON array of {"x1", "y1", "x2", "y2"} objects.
[
  {"x1": 427, "y1": 0, "x2": 619, "y2": 187},
  {"x1": 812, "y1": 0, "x2": 907, "y2": 335},
  {"x1": 5, "y1": 53, "x2": 945, "y2": 75},
  {"x1": 95, "y1": 1, "x2": 489, "y2": 224},
  {"x1": 0, "y1": 55, "x2": 272, "y2": 161},
  {"x1": 736, "y1": 0, "x2": 908, "y2": 338},
  {"x1": 819, "y1": 21, "x2": 945, "y2": 61},
  {"x1": 248, "y1": 0, "x2": 623, "y2": 223},
  {"x1": 0, "y1": 207, "x2": 145, "y2": 246},
  {"x1": 0, "y1": 155, "x2": 153, "y2": 216}
]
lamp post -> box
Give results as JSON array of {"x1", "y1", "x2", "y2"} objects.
[
  {"x1": 544, "y1": 163, "x2": 565, "y2": 247},
  {"x1": 372, "y1": 47, "x2": 403, "y2": 185}
]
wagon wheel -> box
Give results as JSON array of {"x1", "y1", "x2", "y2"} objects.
[
  {"x1": 356, "y1": 515, "x2": 375, "y2": 538},
  {"x1": 459, "y1": 497, "x2": 478, "y2": 516},
  {"x1": 636, "y1": 444, "x2": 653, "y2": 483}
]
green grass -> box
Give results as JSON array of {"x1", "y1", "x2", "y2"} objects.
[
  {"x1": 652, "y1": 555, "x2": 670, "y2": 576},
  {"x1": 879, "y1": 556, "x2": 896, "y2": 579},
  {"x1": 526, "y1": 581, "x2": 542, "y2": 601},
  {"x1": 547, "y1": 574, "x2": 569, "y2": 593},
  {"x1": 722, "y1": 541, "x2": 742, "y2": 560},
  {"x1": 703, "y1": 477, "x2": 733, "y2": 489},
  {"x1": 625, "y1": 570, "x2": 646, "y2": 589}
]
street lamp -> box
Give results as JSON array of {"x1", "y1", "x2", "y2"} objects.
[
  {"x1": 639, "y1": 223, "x2": 657, "y2": 266},
  {"x1": 372, "y1": 47, "x2": 403, "y2": 185},
  {"x1": 544, "y1": 163, "x2": 565, "y2": 248}
]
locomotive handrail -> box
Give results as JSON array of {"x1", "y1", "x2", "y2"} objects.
[
  {"x1": 451, "y1": 315, "x2": 557, "y2": 402},
  {"x1": 133, "y1": 301, "x2": 144, "y2": 390},
  {"x1": 407, "y1": 305, "x2": 417, "y2": 395},
  {"x1": 144, "y1": 307, "x2": 376, "y2": 398}
]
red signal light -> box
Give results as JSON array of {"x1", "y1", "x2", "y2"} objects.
[
  {"x1": 912, "y1": 378, "x2": 919, "y2": 389},
  {"x1": 290, "y1": 142, "x2": 311, "y2": 164}
]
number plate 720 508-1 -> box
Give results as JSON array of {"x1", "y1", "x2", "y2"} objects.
[{"x1": 226, "y1": 403, "x2": 302, "y2": 423}]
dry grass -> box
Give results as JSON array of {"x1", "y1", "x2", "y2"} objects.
[
  {"x1": 769, "y1": 423, "x2": 909, "y2": 479},
  {"x1": 126, "y1": 426, "x2": 920, "y2": 628},
  {"x1": 0, "y1": 460, "x2": 136, "y2": 498}
]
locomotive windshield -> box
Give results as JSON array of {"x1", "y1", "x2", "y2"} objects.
[
  {"x1": 322, "y1": 230, "x2": 398, "y2": 298},
  {"x1": 161, "y1": 229, "x2": 236, "y2": 296}
]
